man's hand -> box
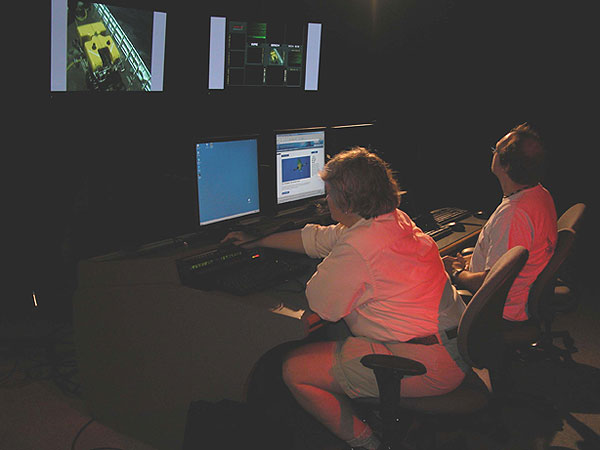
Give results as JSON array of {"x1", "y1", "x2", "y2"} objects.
[{"x1": 442, "y1": 253, "x2": 468, "y2": 276}]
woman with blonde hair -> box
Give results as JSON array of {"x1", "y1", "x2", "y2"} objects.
[{"x1": 224, "y1": 148, "x2": 467, "y2": 450}]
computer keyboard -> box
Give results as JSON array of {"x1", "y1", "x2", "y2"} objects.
[
  {"x1": 177, "y1": 247, "x2": 314, "y2": 295},
  {"x1": 214, "y1": 252, "x2": 313, "y2": 295},
  {"x1": 431, "y1": 207, "x2": 471, "y2": 225}
]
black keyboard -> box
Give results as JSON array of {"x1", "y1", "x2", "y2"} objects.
[
  {"x1": 214, "y1": 252, "x2": 314, "y2": 295},
  {"x1": 176, "y1": 245, "x2": 251, "y2": 287},
  {"x1": 431, "y1": 207, "x2": 471, "y2": 225},
  {"x1": 178, "y1": 247, "x2": 314, "y2": 295}
]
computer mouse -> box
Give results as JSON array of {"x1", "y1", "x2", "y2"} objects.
[{"x1": 448, "y1": 222, "x2": 466, "y2": 232}]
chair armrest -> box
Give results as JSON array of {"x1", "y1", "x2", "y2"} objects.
[
  {"x1": 549, "y1": 284, "x2": 579, "y2": 313},
  {"x1": 360, "y1": 354, "x2": 426, "y2": 377},
  {"x1": 460, "y1": 247, "x2": 475, "y2": 256},
  {"x1": 358, "y1": 355, "x2": 427, "y2": 445}
]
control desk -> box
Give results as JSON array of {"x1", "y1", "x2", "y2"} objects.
[{"x1": 72, "y1": 210, "x2": 485, "y2": 450}]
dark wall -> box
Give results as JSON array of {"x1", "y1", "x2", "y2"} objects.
[
  {"x1": 372, "y1": 1, "x2": 596, "y2": 212},
  {"x1": 28, "y1": 0, "x2": 596, "y2": 319}
]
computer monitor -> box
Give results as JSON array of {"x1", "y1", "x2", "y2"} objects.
[
  {"x1": 327, "y1": 122, "x2": 378, "y2": 158},
  {"x1": 195, "y1": 136, "x2": 261, "y2": 226},
  {"x1": 208, "y1": 16, "x2": 322, "y2": 90},
  {"x1": 50, "y1": 0, "x2": 167, "y2": 92},
  {"x1": 275, "y1": 128, "x2": 326, "y2": 207}
]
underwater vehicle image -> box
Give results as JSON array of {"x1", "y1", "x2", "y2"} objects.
[
  {"x1": 75, "y1": 21, "x2": 124, "y2": 90},
  {"x1": 66, "y1": 2, "x2": 153, "y2": 91}
]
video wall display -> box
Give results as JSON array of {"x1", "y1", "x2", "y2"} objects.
[
  {"x1": 50, "y1": 4, "x2": 324, "y2": 93},
  {"x1": 50, "y1": 0, "x2": 167, "y2": 92},
  {"x1": 209, "y1": 16, "x2": 322, "y2": 91}
]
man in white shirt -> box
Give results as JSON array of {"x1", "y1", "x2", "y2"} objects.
[{"x1": 443, "y1": 123, "x2": 557, "y2": 321}]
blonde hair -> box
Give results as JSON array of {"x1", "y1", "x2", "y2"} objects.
[{"x1": 320, "y1": 147, "x2": 401, "y2": 219}]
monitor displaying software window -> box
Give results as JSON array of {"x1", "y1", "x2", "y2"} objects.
[
  {"x1": 196, "y1": 137, "x2": 260, "y2": 226},
  {"x1": 275, "y1": 130, "x2": 326, "y2": 205}
]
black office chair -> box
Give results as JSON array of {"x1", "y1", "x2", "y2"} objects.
[
  {"x1": 503, "y1": 202, "x2": 586, "y2": 366},
  {"x1": 355, "y1": 246, "x2": 529, "y2": 450}
]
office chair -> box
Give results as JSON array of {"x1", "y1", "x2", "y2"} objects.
[
  {"x1": 553, "y1": 203, "x2": 586, "y2": 316},
  {"x1": 502, "y1": 228, "x2": 576, "y2": 363},
  {"x1": 557, "y1": 202, "x2": 586, "y2": 233},
  {"x1": 355, "y1": 246, "x2": 529, "y2": 450},
  {"x1": 503, "y1": 202, "x2": 586, "y2": 366}
]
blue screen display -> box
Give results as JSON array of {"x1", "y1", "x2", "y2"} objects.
[{"x1": 196, "y1": 138, "x2": 260, "y2": 225}]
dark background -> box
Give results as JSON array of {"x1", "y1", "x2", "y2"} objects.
[{"x1": 22, "y1": 0, "x2": 597, "y2": 321}]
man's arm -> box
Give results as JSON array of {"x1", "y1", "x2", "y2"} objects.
[
  {"x1": 443, "y1": 254, "x2": 487, "y2": 293},
  {"x1": 453, "y1": 269, "x2": 488, "y2": 293}
]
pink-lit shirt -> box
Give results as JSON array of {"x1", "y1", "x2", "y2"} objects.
[
  {"x1": 470, "y1": 184, "x2": 557, "y2": 321},
  {"x1": 301, "y1": 209, "x2": 465, "y2": 342}
]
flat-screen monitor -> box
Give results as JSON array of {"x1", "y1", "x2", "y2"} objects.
[
  {"x1": 327, "y1": 122, "x2": 378, "y2": 158},
  {"x1": 208, "y1": 16, "x2": 322, "y2": 90},
  {"x1": 50, "y1": 0, "x2": 167, "y2": 92},
  {"x1": 275, "y1": 128, "x2": 326, "y2": 206},
  {"x1": 196, "y1": 136, "x2": 261, "y2": 226}
]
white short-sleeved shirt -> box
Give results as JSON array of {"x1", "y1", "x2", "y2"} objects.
[
  {"x1": 470, "y1": 184, "x2": 557, "y2": 321},
  {"x1": 301, "y1": 209, "x2": 465, "y2": 342}
]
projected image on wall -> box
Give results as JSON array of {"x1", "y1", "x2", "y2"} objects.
[
  {"x1": 51, "y1": 0, "x2": 167, "y2": 92},
  {"x1": 208, "y1": 17, "x2": 321, "y2": 90}
]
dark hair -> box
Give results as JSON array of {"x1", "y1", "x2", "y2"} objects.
[
  {"x1": 497, "y1": 122, "x2": 546, "y2": 185},
  {"x1": 320, "y1": 147, "x2": 401, "y2": 219}
]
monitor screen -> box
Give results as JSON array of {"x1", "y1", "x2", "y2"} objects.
[
  {"x1": 50, "y1": 0, "x2": 167, "y2": 92},
  {"x1": 196, "y1": 137, "x2": 261, "y2": 226},
  {"x1": 275, "y1": 129, "x2": 326, "y2": 205},
  {"x1": 208, "y1": 16, "x2": 322, "y2": 90}
]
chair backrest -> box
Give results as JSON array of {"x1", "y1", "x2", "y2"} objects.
[
  {"x1": 457, "y1": 246, "x2": 529, "y2": 370},
  {"x1": 557, "y1": 203, "x2": 586, "y2": 233},
  {"x1": 526, "y1": 228, "x2": 576, "y2": 321}
]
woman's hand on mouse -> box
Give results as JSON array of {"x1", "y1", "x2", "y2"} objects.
[{"x1": 221, "y1": 231, "x2": 260, "y2": 248}]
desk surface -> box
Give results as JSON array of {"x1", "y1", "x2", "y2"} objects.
[{"x1": 436, "y1": 215, "x2": 486, "y2": 256}]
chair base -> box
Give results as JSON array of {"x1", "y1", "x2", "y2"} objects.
[
  {"x1": 354, "y1": 399, "x2": 509, "y2": 450},
  {"x1": 514, "y1": 333, "x2": 577, "y2": 367},
  {"x1": 405, "y1": 408, "x2": 509, "y2": 450}
]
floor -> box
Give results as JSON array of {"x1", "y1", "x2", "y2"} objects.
[{"x1": 1, "y1": 283, "x2": 599, "y2": 450}]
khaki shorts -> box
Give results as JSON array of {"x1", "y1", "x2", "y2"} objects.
[{"x1": 331, "y1": 336, "x2": 466, "y2": 399}]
